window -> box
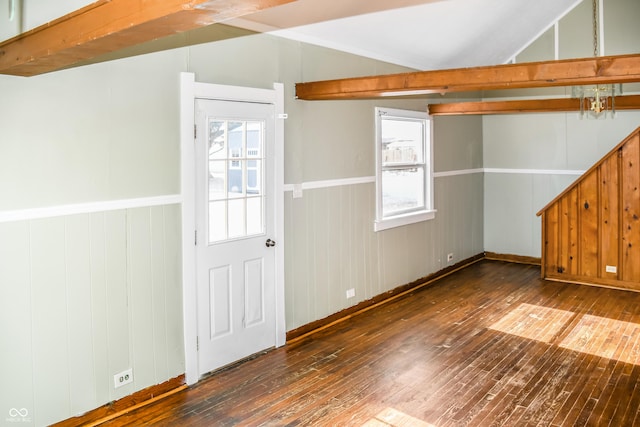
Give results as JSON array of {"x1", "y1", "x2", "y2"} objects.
[{"x1": 374, "y1": 107, "x2": 435, "y2": 231}]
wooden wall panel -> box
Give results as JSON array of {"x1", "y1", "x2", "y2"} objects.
[
  {"x1": 162, "y1": 205, "x2": 185, "y2": 378},
  {"x1": 309, "y1": 188, "x2": 329, "y2": 319},
  {"x1": 289, "y1": 190, "x2": 311, "y2": 327},
  {"x1": 150, "y1": 206, "x2": 169, "y2": 382},
  {"x1": 579, "y1": 172, "x2": 599, "y2": 277},
  {"x1": 352, "y1": 184, "x2": 373, "y2": 308},
  {"x1": 89, "y1": 213, "x2": 111, "y2": 405},
  {"x1": 543, "y1": 205, "x2": 559, "y2": 277},
  {"x1": 538, "y1": 126, "x2": 640, "y2": 291},
  {"x1": 559, "y1": 188, "x2": 579, "y2": 276},
  {"x1": 340, "y1": 187, "x2": 357, "y2": 309},
  {"x1": 104, "y1": 210, "x2": 132, "y2": 401},
  {"x1": 129, "y1": 208, "x2": 156, "y2": 390},
  {"x1": 65, "y1": 215, "x2": 97, "y2": 415},
  {"x1": 599, "y1": 154, "x2": 620, "y2": 280},
  {"x1": 558, "y1": 196, "x2": 568, "y2": 275},
  {"x1": 0, "y1": 222, "x2": 33, "y2": 419},
  {"x1": 30, "y1": 218, "x2": 70, "y2": 426},
  {"x1": 621, "y1": 134, "x2": 640, "y2": 282}
]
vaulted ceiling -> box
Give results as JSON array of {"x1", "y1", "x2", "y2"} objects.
[
  {"x1": 0, "y1": 0, "x2": 581, "y2": 76},
  {"x1": 229, "y1": 0, "x2": 582, "y2": 70}
]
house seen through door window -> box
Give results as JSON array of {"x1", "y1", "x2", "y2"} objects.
[
  {"x1": 208, "y1": 119, "x2": 265, "y2": 243},
  {"x1": 374, "y1": 107, "x2": 435, "y2": 231}
]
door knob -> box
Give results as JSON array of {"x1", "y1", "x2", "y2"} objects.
[{"x1": 265, "y1": 238, "x2": 276, "y2": 247}]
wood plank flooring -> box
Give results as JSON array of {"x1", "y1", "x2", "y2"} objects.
[{"x1": 102, "y1": 260, "x2": 640, "y2": 426}]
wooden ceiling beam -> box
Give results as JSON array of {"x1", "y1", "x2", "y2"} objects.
[
  {"x1": 427, "y1": 95, "x2": 640, "y2": 116},
  {"x1": 0, "y1": 0, "x2": 297, "y2": 76},
  {"x1": 295, "y1": 54, "x2": 640, "y2": 100}
]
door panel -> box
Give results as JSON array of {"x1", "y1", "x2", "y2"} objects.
[
  {"x1": 209, "y1": 265, "x2": 231, "y2": 339},
  {"x1": 195, "y1": 99, "x2": 276, "y2": 375},
  {"x1": 244, "y1": 258, "x2": 264, "y2": 327}
]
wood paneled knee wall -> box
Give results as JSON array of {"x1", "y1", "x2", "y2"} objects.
[{"x1": 537, "y1": 126, "x2": 640, "y2": 291}]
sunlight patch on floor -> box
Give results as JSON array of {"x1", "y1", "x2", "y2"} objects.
[
  {"x1": 489, "y1": 303, "x2": 575, "y2": 343},
  {"x1": 559, "y1": 314, "x2": 640, "y2": 365},
  {"x1": 362, "y1": 407, "x2": 436, "y2": 427},
  {"x1": 489, "y1": 303, "x2": 640, "y2": 365}
]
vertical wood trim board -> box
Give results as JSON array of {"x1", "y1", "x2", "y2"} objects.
[{"x1": 537, "y1": 126, "x2": 640, "y2": 292}]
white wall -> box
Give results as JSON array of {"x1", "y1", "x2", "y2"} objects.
[
  {"x1": 0, "y1": 51, "x2": 183, "y2": 211},
  {"x1": 0, "y1": 0, "x2": 95, "y2": 39}
]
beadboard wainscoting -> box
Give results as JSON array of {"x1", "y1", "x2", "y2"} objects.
[
  {"x1": 0, "y1": 202, "x2": 184, "y2": 427},
  {"x1": 283, "y1": 170, "x2": 484, "y2": 331}
]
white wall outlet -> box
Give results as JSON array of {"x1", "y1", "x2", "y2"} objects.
[
  {"x1": 447, "y1": 253, "x2": 454, "y2": 262},
  {"x1": 114, "y1": 368, "x2": 133, "y2": 389},
  {"x1": 606, "y1": 265, "x2": 617, "y2": 274},
  {"x1": 346, "y1": 288, "x2": 355, "y2": 299}
]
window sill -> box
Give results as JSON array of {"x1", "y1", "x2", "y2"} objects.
[{"x1": 374, "y1": 209, "x2": 436, "y2": 232}]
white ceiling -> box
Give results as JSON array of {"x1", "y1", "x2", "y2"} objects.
[{"x1": 230, "y1": 0, "x2": 582, "y2": 71}]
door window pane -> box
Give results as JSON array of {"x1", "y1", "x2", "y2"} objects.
[
  {"x1": 228, "y1": 199, "x2": 245, "y2": 239},
  {"x1": 246, "y1": 197, "x2": 263, "y2": 235},
  {"x1": 228, "y1": 121, "x2": 244, "y2": 158},
  {"x1": 209, "y1": 160, "x2": 226, "y2": 200},
  {"x1": 209, "y1": 121, "x2": 227, "y2": 160},
  {"x1": 247, "y1": 160, "x2": 262, "y2": 196},
  {"x1": 209, "y1": 201, "x2": 227, "y2": 242},
  {"x1": 207, "y1": 118, "x2": 266, "y2": 243},
  {"x1": 228, "y1": 160, "x2": 244, "y2": 198},
  {"x1": 247, "y1": 121, "x2": 262, "y2": 158}
]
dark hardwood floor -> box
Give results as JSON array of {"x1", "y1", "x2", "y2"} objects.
[{"x1": 103, "y1": 260, "x2": 640, "y2": 426}]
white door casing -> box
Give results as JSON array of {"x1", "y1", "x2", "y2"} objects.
[{"x1": 180, "y1": 74, "x2": 285, "y2": 384}]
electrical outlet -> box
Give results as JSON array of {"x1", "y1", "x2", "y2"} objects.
[
  {"x1": 346, "y1": 288, "x2": 355, "y2": 299},
  {"x1": 114, "y1": 368, "x2": 133, "y2": 389},
  {"x1": 447, "y1": 253, "x2": 454, "y2": 262}
]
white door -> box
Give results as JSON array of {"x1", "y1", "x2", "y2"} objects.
[{"x1": 195, "y1": 98, "x2": 277, "y2": 375}]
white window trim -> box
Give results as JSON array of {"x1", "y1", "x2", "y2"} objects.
[
  {"x1": 374, "y1": 209, "x2": 436, "y2": 232},
  {"x1": 374, "y1": 107, "x2": 435, "y2": 232}
]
